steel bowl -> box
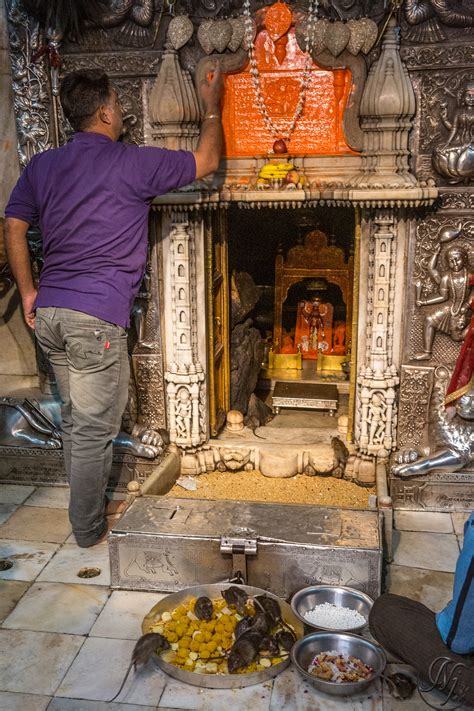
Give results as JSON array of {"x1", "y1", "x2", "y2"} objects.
[
  {"x1": 291, "y1": 631, "x2": 386, "y2": 696},
  {"x1": 142, "y1": 583, "x2": 304, "y2": 689},
  {"x1": 291, "y1": 585, "x2": 373, "y2": 633}
]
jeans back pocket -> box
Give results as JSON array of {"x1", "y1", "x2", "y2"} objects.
[{"x1": 66, "y1": 328, "x2": 107, "y2": 370}]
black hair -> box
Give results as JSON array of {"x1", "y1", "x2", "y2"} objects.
[{"x1": 59, "y1": 70, "x2": 112, "y2": 132}]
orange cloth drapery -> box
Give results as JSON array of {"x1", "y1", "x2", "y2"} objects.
[{"x1": 445, "y1": 273, "x2": 474, "y2": 405}]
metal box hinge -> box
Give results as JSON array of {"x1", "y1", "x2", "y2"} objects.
[{"x1": 220, "y1": 536, "x2": 257, "y2": 584}]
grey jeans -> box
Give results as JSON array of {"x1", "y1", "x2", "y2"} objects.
[{"x1": 35, "y1": 307, "x2": 129, "y2": 547}]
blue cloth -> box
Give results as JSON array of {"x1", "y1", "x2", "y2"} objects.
[{"x1": 436, "y1": 511, "x2": 474, "y2": 654}]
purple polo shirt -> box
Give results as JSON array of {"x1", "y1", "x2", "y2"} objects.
[{"x1": 5, "y1": 132, "x2": 196, "y2": 327}]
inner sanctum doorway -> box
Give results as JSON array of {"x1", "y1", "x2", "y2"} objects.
[{"x1": 206, "y1": 204, "x2": 358, "y2": 439}]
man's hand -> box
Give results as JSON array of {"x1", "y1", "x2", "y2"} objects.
[
  {"x1": 4, "y1": 217, "x2": 37, "y2": 328},
  {"x1": 200, "y1": 64, "x2": 223, "y2": 115},
  {"x1": 22, "y1": 290, "x2": 38, "y2": 329}
]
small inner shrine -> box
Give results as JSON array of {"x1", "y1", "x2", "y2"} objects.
[
  {"x1": 1, "y1": 0, "x2": 473, "y2": 603},
  {"x1": 225, "y1": 204, "x2": 355, "y2": 387}
]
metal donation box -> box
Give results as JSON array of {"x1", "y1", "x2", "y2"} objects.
[{"x1": 109, "y1": 497, "x2": 382, "y2": 600}]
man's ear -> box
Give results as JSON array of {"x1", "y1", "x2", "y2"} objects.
[{"x1": 98, "y1": 104, "x2": 112, "y2": 125}]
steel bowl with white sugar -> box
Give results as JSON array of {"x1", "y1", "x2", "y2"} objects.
[{"x1": 291, "y1": 585, "x2": 374, "y2": 633}]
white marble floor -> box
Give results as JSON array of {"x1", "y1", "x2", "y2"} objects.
[{"x1": 0, "y1": 484, "x2": 471, "y2": 711}]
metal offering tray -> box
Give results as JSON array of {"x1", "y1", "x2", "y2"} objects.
[{"x1": 142, "y1": 583, "x2": 304, "y2": 689}]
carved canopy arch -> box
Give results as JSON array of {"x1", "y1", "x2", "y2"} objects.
[{"x1": 274, "y1": 229, "x2": 354, "y2": 350}]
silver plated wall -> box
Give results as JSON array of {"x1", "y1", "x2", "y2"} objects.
[
  {"x1": 392, "y1": 3, "x2": 473, "y2": 490},
  {"x1": 5, "y1": 0, "x2": 53, "y2": 165}
]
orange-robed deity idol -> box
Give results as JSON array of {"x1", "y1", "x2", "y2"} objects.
[{"x1": 294, "y1": 297, "x2": 334, "y2": 359}]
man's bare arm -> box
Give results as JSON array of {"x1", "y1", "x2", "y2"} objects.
[
  {"x1": 4, "y1": 217, "x2": 37, "y2": 329},
  {"x1": 193, "y1": 65, "x2": 223, "y2": 179}
]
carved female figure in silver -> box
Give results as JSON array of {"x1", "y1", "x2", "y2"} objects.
[{"x1": 433, "y1": 80, "x2": 474, "y2": 183}]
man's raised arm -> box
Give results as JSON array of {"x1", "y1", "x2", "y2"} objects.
[
  {"x1": 4, "y1": 217, "x2": 37, "y2": 329},
  {"x1": 193, "y1": 65, "x2": 224, "y2": 179}
]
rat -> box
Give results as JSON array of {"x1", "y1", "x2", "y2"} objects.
[
  {"x1": 244, "y1": 414, "x2": 267, "y2": 440},
  {"x1": 109, "y1": 632, "x2": 169, "y2": 702},
  {"x1": 384, "y1": 672, "x2": 416, "y2": 700},
  {"x1": 221, "y1": 585, "x2": 249, "y2": 615},
  {"x1": 194, "y1": 596, "x2": 214, "y2": 621},
  {"x1": 331, "y1": 436, "x2": 349, "y2": 476}
]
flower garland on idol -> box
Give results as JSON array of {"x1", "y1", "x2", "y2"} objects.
[{"x1": 242, "y1": 0, "x2": 319, "y2": 153}]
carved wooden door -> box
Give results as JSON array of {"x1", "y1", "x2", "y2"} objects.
[{"x1": 206, "y1": 209, "x2": 230, "y2": 436}]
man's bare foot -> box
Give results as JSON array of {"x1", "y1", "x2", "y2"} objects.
[
  {"x1": 104, "y1": 498, "x2": 128, "y2": 517},
  {"x1": 91, "y1": 513, "x2": 122, "y2": 545}
]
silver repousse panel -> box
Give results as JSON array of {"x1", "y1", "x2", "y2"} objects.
[
  {"x1": 109, "y1": 496, "x2": 382, "y2": 599},
  {"x1": 112, "y1": 496, "x2": 380, "y2": 547},
  {"x1": 0, "y1": 447, "x2": 157, "y2": 490},
  {"x1": 390, "y1": 471, "x2": 474, "y2": 511}
]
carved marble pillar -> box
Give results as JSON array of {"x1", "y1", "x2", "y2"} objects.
[
  {"x1": 356, "y1": 210, "x2": 403, "y2": 456},
  {"x1": 162, "y1": 214, "x2": 208, "y2": 449}
]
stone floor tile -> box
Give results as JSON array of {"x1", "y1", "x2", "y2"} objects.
[
  {"x1": 90, "y1": 589, "x2": 166, "y2": 639},
  {"x1": 385, "y1": 565, "x2": 454, "y2": 611},
  {"x1": 0, "y1": 503, "x2": 18, "y2": 525},
  {"x1": 0, "y1": 484, "x2": 35, "y2": 505},
  {"x1": 159, "y1": 675, "x2": 273, "y2": 710},
  {"x1": 24, "y1": 486, "x2": 70, "y2": 509},
  {"x1": 394, "y1": 511, "x2": 453, "y2": 534},
  {"x1": 0, "y1": 539, "x2": 59, "y2": 581},
  {"x1": 0, "y1": 579, "x2": 30, "y2": 622},
  {"x1": 0, "y1": 629, "x2": 84, "y2": 695},
  {"x1": 270, "y1": 666, "x2": 382, "y2": 710},
  {"x1": 451, "y1": 512, "x2": 471, "y2": 535},
  {"x1": 55, "y1": 637, "x2": 167, "y2": 704},
  {"x1": 48, "y1": 699, "x2": 160, "y2": 710},
  {"x1": 0, "y1": 506, "x2": 71, "y2": 544},
  {"x1": 0, "y1": 691, "x2": 51, "y2": 710},
  {"x1": 37, "y1": 543, "x2": 111, "y2": 586},
  {"x1": 2, "y1": 582, "x2": 110, "y2": 635},
  {"x1": 392, "y1": 531, "x2": 459, "y2": 573}
]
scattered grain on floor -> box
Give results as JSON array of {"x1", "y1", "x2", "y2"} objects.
[{"x1": 165, "y1": 470, "x2": 374, "y2": 508}]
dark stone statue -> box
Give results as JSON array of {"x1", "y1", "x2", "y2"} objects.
[{"x1": 230, "y1": 318, "x2": 263, "y2": 415}]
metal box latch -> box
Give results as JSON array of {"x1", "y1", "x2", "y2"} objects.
[{"x1": 220, "y1": 536, "x2": 257, "y2": 584}]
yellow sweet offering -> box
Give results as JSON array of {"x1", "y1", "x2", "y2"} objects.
[{"x1": 148, "y1": 594, "x2": 295, "y2": 676}]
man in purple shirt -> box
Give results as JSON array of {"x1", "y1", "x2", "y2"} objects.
[{"x1": 4, "y1": 68, "x2": 222, "y2": 547}]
